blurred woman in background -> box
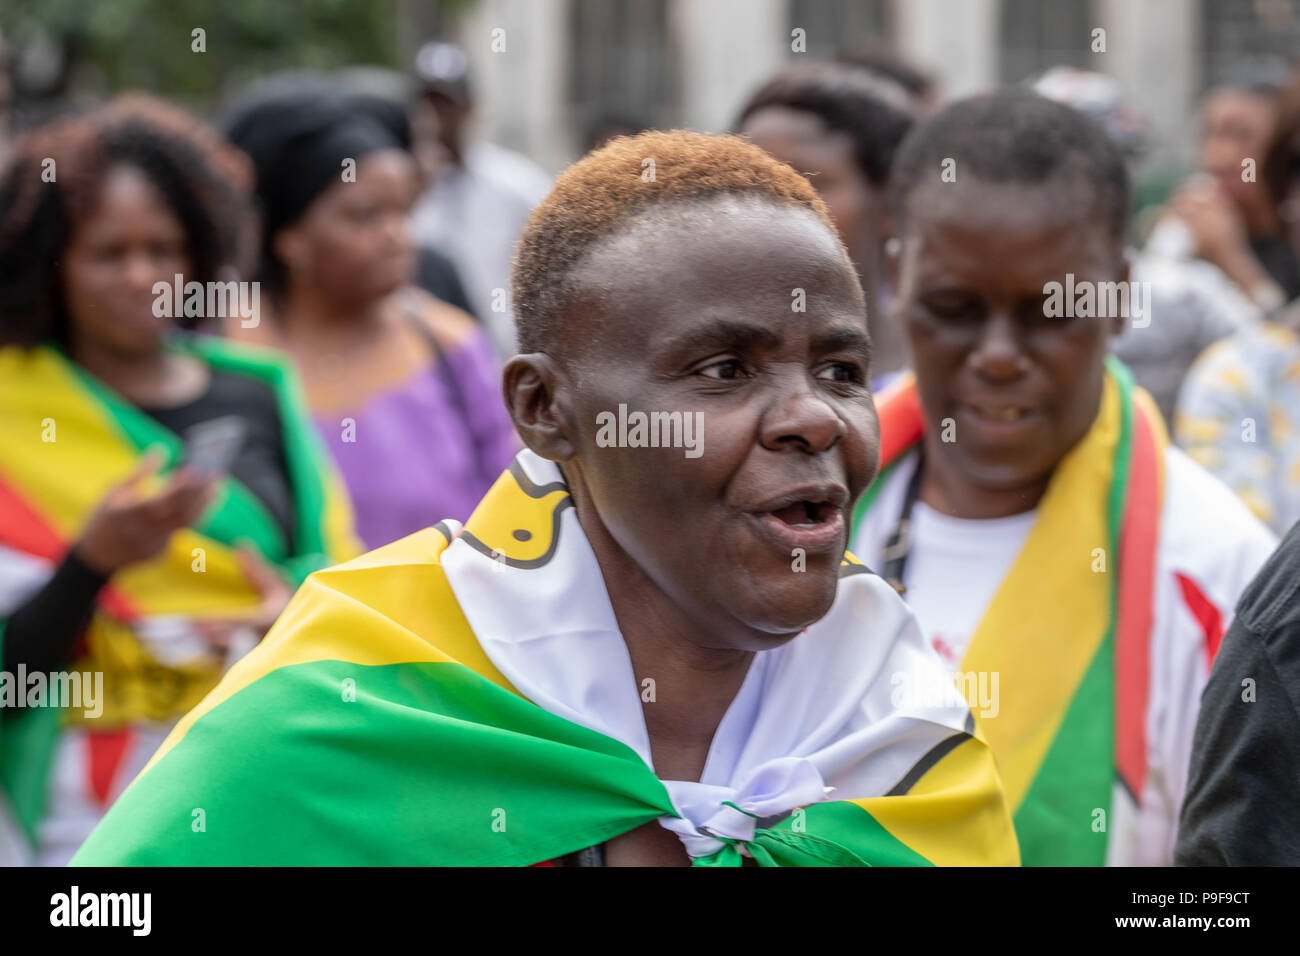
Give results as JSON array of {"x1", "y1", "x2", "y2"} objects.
[
  {"x1": 223, "y1": 77, "x2": 518, "y2": 552},
  {"x1": 1152, "y1": 64, "x2": 1299, "y2": 312},
  {"x1": 0, "y1": 95, "x2": 359, "y2": 865},
  {"x1": 1177, "y1": 67, "x2": 1300, "y2": 535}
]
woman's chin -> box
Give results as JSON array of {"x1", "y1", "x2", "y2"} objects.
[{"x1": 728, "y1": 574, "x2": 840, "y2": 644}]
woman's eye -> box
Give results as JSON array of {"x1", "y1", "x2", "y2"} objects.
[
  {"x1": 698, "y1": 359, "x2": 746, "y2": 381},
  {"x1": 816, "y1": 362, "x2": 864, "y2": 384},
  {"x1": 923, "y1": 295, "x2": 979, "y2": 321},
  {"x1": 1029, "y1": 296, "x2": 1077, "y2": 324}
]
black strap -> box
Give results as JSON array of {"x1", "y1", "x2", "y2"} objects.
[
  {"x1": 881, "y1": 450, "x2": 925, "y2": 596},
  {"x1": 401, "y1": 301, "x2": 473, "y2": 430}
]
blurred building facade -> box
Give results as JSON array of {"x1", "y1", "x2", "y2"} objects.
[{"x1": 407, "y1": 0, "x2": 1300, "y2": 175}]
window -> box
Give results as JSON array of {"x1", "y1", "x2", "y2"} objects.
[
  {"x1": 999, "y1": 0, "x2": 1095, "y2": 84},
  {"x1": 568, "y1": 0, "x2": 676, "y2": 154}
]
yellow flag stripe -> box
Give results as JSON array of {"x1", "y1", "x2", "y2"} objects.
[
  {"x1": 136, "y1": 527, "x2": 517, "y2": 777},
  {"x1": 0, "y1": 347, "x2": 260, "y2": 614},
  {"x1": 959, "y1": 374, "x2": 1120, "y2": 811},
  {"x1": 853, "y1": 734, "x2": 1020, "y2": 866}
]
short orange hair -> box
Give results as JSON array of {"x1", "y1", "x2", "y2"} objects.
[{"x1": 512, "y1": 129, "x2": 840, "y2": 354}]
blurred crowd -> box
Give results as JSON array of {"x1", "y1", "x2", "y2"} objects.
[{"x1": 1, "y1": 32, "x2": 1299, "y2": 866}]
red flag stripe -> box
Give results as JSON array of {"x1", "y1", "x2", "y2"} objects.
[
  {"x1": 1114, "y1": 400, "x2": 1160, "y2": 803},
  {"x1": 875, "y1": 374, "x2": 924, "y2": 469},
  {"x1": 1174, "y1": 571, "x2": 1225, "y2": 668},
  {"x1": 0, "y1": 473, "x2": 138, "y2": 622},
  {"x1": 85, "y1": 727, "x2": 135, "y2": 808}
]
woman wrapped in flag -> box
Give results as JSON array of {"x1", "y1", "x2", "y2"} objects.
[
  {"x1": 849, "y1": 90, "x2": 1278, "y2": 865},
  {"x1": 0, "y1": 97, "x2": 360, "y2": 865},
  {"x1": 75, "y1": 130, "x2": 1018, "y2": 866}
]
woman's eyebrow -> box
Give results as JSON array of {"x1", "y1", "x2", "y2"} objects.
[
  {"x1": 660, "y1": 320, "x2": 784, "y2": 355},
  {"x1": 813, "y1": 327, "x2": 872, "y2": 354}
]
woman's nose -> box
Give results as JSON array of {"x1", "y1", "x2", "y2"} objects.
[
  {"x1": 969, "y1": 313, "x2": 1029, "y2": 380},
  {"x1": 759, "y1": 370, "x2": 847, "y2": 454},
  {"x1": 123, "y1": 250, "x2": 163, "y2": 291}
]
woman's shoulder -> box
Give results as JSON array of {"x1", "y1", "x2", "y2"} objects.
[
  {"x1": 392, "y1": 285, "x2": 485, "y2": 356},
  {"x1": 184, "y1": 332, "x2": 295, "y2": 385},
  {"x1": 1187, "y1": 318, "x2": 1300, "y2": 394}
]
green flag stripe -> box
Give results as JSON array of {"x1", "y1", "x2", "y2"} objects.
[
  {"x1": 771, "y1": 800, "x2": 933, "y2": 866},
  {"x1": 183, "y1": 336, "x2": 335, "y2": 561},
  {"x1": 73, "y1": 656, "x2": 938, "y2": 867},
  {"x1": 1012, "y1": 357, "x2": 1135, "y2": 865},
  {"x1": 850, "y1": 456, "x2": 905, "y2": 543},
  {"x1": 74, "y1": 659, "x2": 676, "y2": 866}
]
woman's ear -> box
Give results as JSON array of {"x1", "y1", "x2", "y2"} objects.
[
  {"x1": 503, "y1": 353, "x2": 576, "y2": 462},
  {"x1": 884, "y1": 234, "x2": 907, "y2": 332},
  {"x1": 273, "y1": 226, "x2": 308, "y2": 279},
  {"x1": 1112, "y1": 254, "x2": 1133, "y2": 337},
  {"x1": 884, "y1": 235, "x2": 902, "y2": 288}
]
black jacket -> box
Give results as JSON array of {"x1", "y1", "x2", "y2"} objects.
[{"x1": 1176, "y1": 521, "x2": 1300, "y2": 865}]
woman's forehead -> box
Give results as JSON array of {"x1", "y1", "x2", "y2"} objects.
[
  {"x1": 576, "y1": 195, "x2": 849, "y2": 287},
  {"x1": 560, "y1": 207, "x2": 862, "y2": 353},
  {"x1": 904, "y1": 177, "x2": 1114, "y2": 251}
]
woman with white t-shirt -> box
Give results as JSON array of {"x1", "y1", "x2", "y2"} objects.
[{"x1": 851, "y1": 90, "x2": 1277, "y2": 866}]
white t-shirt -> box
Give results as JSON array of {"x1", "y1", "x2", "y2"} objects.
[
  {"x1": 852, "y1": 446, "x2": 1277, "y2": 865},
  {"x1": 900, "y1": 501, "x2": 1037, "y2": 669}
]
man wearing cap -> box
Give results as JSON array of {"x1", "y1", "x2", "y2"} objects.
[{"x1": 409, "y1": 41, "x2": 552, "y2": 358}]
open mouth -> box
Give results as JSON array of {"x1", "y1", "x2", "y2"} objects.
[
  {"x1": 768, "y1": 499, "x2": 838, "y2": 529},
  {"x1": 751, "y1": 495, "x2": 846, "y2": 554}
]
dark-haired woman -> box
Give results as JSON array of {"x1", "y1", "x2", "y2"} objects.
[
  {"x1": 223, "y1": 79, "x2": 518, "y2": 552},
  {"x1": 0, "y1": 96, "x2": 359, "y2": 865}
]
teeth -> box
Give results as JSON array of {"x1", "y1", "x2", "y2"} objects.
[{"x1": 972, "y1": 405, "x2": 1026, "y2": 422}]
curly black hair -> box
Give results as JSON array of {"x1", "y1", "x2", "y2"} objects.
[{"x1": 0, "y1": 94, "x2": 251, "y2": 347}]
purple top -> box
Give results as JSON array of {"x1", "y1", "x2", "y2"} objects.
[{"x1": 316, "y1": 331, "x2": 519, "y2": 551}]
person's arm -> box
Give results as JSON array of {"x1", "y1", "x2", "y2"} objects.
[
  {"x1": 1160, "y1": 179, "x2": 1287, "y2": 312},
  {"x1": 0, "y1": 450, "x2": 215, "y2": 673},
  {"x1": 1176, "y1": 525, "x2": 1300, "y2": 865},
  {"x1": 0, "y1": 549, "x2": 107, "y2": 675}
]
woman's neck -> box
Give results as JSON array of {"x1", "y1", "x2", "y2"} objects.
[
  {"x1": 566, "y1": 472, "x2": 753, "y2": 782},
  {"x1": 278, "y1": 284, "x2": 386, "y2": 343},
  {"x1": 71, "y1": 337, "x2": 204, "y2": 409},
  {"x1": 918, "y1": 436, "x2": 1049, "y2": 520}
]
